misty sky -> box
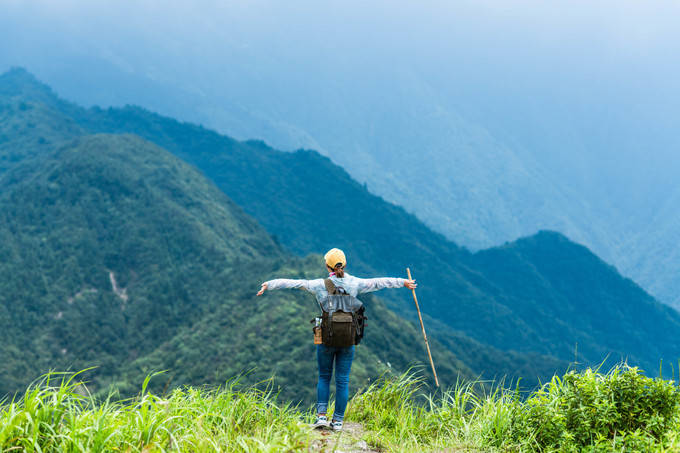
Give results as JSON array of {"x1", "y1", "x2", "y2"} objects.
[
  {"x1": 4, "y1": 1, "x2": 679, "y2": 169},
  {"x1": 3, "y1": 0, "x2": 680, "y2": 223},
  {"x1": 4, "y1": 0, "x2": 679, "y2": 121}
]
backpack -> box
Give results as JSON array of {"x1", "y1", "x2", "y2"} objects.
[{"x1": 317, "y1": 278, "x2": 367, "y2": 347}]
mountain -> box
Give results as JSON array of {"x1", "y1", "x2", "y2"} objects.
[
  {"x1": 1, "y1": 70, "x2": 678, "y2": 397},
  {"x1": 0, "y1": 131, "x2": 509, "y2": 399},
  {"x1": 0, "y1": 132, "x2": 277, "y2": 394},
  {"x1": 0, "y1": 96, "x2": 567, "y2": 399},
  {"x1": 2, "y1": 69, "x2": 677, "y2": 377},
  {"x1": 63, "y1": 99, "x2": 680, "y2": 374},
  {"x1": 617, "y1": 187, "x2": 680, "y2": 309},
  {"x1": 469, "y1": 232, "x2": 680, "y2": 363}
]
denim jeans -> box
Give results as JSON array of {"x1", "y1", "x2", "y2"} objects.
[{"x1": 316, "y1": 344, "x2": 355, "y2": 421}]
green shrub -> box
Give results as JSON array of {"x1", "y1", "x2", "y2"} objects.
[{"x1": 513, "y1": 365, "x2": 680, "y2": 451}]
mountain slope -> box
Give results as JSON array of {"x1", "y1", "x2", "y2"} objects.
[
  {"x1": 65, "y1": 103, "x2": 680, "y2": 374},
  {"x1": 0, "y1": 133, "x2": 282, "y2": 394},
  {"x1": 470, "y1": 231, "x2": 680, "y2": 365},
  {"x1": 0, "y1": 130, "x2": 550, "y2": 400},
  {"x1": 618, "y1": 187, "x2": 680, "y2": 309},
  {"x1": 1, "y1": 70, "x2": 678, "y2": 382}
]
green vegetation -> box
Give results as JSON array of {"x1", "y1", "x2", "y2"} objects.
[
  {"x1": 0, "y1": 131, "x2": 473, "y2": 399},
  {"x1": 513, "y1": 366, "x2": 680, "y2": 451},
  {"x1": 0, "y1": 132, "x2": 280, "y2": 394},
  {"x1": 67, "y1": 75, "x2": 680, "y2": 374},
  {"x1": 0, "y1": 370, "x2": 311, "y2": 452},
  {"x1": 348, "y1": 365, "x2": 680, "y2": 452},
  {"x1": 0, "y1": 68, "x2": 560, "y2": 398},
  {"x1": 2, "y1": 366, "x2": 679, "y2": 452},
  {"x1": 1, "y1": 68, "x2": 680, "y2": 402}
]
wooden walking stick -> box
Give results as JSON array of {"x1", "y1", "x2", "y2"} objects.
[{"x1": 407, "y1": 268, "x2": 439, "y2": 387}]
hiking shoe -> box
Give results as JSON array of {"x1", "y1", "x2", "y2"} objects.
[
  {"x1": 312, "y1": 415, "x2": 330, "y2": 429},
  {"x1": 330, "y1": 420, "x2": 343, "y2": 432}
]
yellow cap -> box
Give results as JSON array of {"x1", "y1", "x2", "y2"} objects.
[{"x1": 324, "y1": 248, "x2": 346, "y2": 269}]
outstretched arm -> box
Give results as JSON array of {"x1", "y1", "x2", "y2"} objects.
[
  {"x1": 256, "y1": 278, "x2": 324, "y2": 296},
  {"x1": 356, "y1": 277, "x2": 416, "y2": 294}
]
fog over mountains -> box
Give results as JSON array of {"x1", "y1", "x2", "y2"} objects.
[{"x1": 2, "y1": 0, "x2": 679, "y2": 307}]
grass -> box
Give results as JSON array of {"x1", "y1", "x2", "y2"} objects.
[
  {"x1": 0, "y1": 370, "x2": 311, "y2": 452},
  {"x1": 1, "y1": 365, "x2": 679, "y2": 452}
]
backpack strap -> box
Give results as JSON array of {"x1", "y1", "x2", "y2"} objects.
[{"x1": 324, "y1": 278, "x2": 339, "y2": 295}]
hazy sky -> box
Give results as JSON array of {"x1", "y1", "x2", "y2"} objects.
[
  {"x1": 3, "y1": 0, "x2": 679, "y2": 201},
  {"x1": 4, "y1": 0, "x2": 678, "y2": 141},
  {"x1": 5, "y1": 0, "x2": 680, "y2": 92},
  {"x1": 3, "y1": 0, "x2": 680, "y2": 222}
]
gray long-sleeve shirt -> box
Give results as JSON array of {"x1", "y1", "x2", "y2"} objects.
[{"x1": 265, "y1": 273, "x2": 405, "y2": 304}]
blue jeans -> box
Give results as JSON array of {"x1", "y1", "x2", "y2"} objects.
[{"x1": 316, "y1": 344, "x2": 355, "y2": 421}]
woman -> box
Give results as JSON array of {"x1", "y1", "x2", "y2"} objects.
[{"x1": 256, "y1": 248, "x2": 417, "y2": 431}]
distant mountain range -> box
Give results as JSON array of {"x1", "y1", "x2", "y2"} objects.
[
  {"x1": 1, "y1": 52, "x2": 677, "y2": 312},
  {"x1": 1, "y1": 68, "x2": 678, "y2": 399},
  {"x1": 2, "y1": 2, "x2": 679, "y2": 311}
]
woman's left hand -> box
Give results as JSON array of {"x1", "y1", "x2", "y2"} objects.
[{"x1": 404, "y1": 279, "x2": 417, "y2": 289}]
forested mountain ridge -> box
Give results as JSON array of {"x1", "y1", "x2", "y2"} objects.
[
  {"x1": 1, "y1": 132, "x2": 514, "y2": 399},
  {"x1": 1, "y1": 69, "x2": 679, "y2": 389},
  {"x1": 0, "y1": 133, "x2": 281, "y2": 394},
  {"x1": 470, "y1": 231, "x2": 680, "y2": 363},
  {"x1": 0, "y1": 76, "x2": 563, "y2": 396},
  {"x1": 65, "y1": 97, "x2": 680, "y2": 372}
]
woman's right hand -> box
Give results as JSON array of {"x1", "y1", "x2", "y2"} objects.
[
  {"x1": 404, "y1": 279, "x2": 417, "y2": 290},
  {"x1": 256, "y1": 282, "x2": 268, "y2": 296}
]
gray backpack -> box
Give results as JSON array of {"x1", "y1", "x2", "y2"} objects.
[{"x1": 318, "y1": 279, "x2": 366, "y2": 347}]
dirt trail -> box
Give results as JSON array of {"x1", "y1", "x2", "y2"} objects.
[
  {"x1": 309, "y1": 422, "x2": 379, "y2": 453},
  {"x1": 109, "y1": 271, "x2": 128, "y2": 302},
  {"x1": 308, "y1": 423, "x2": 480, "y2": 452}
]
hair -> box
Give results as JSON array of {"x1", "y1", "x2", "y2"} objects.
[{"x1": 328, "y1": 262, "x2": 345, "y2": 278}]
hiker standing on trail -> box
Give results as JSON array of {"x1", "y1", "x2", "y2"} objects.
[{"x1": 256, "y1": 248, "x2": 416, "y2": 432}]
